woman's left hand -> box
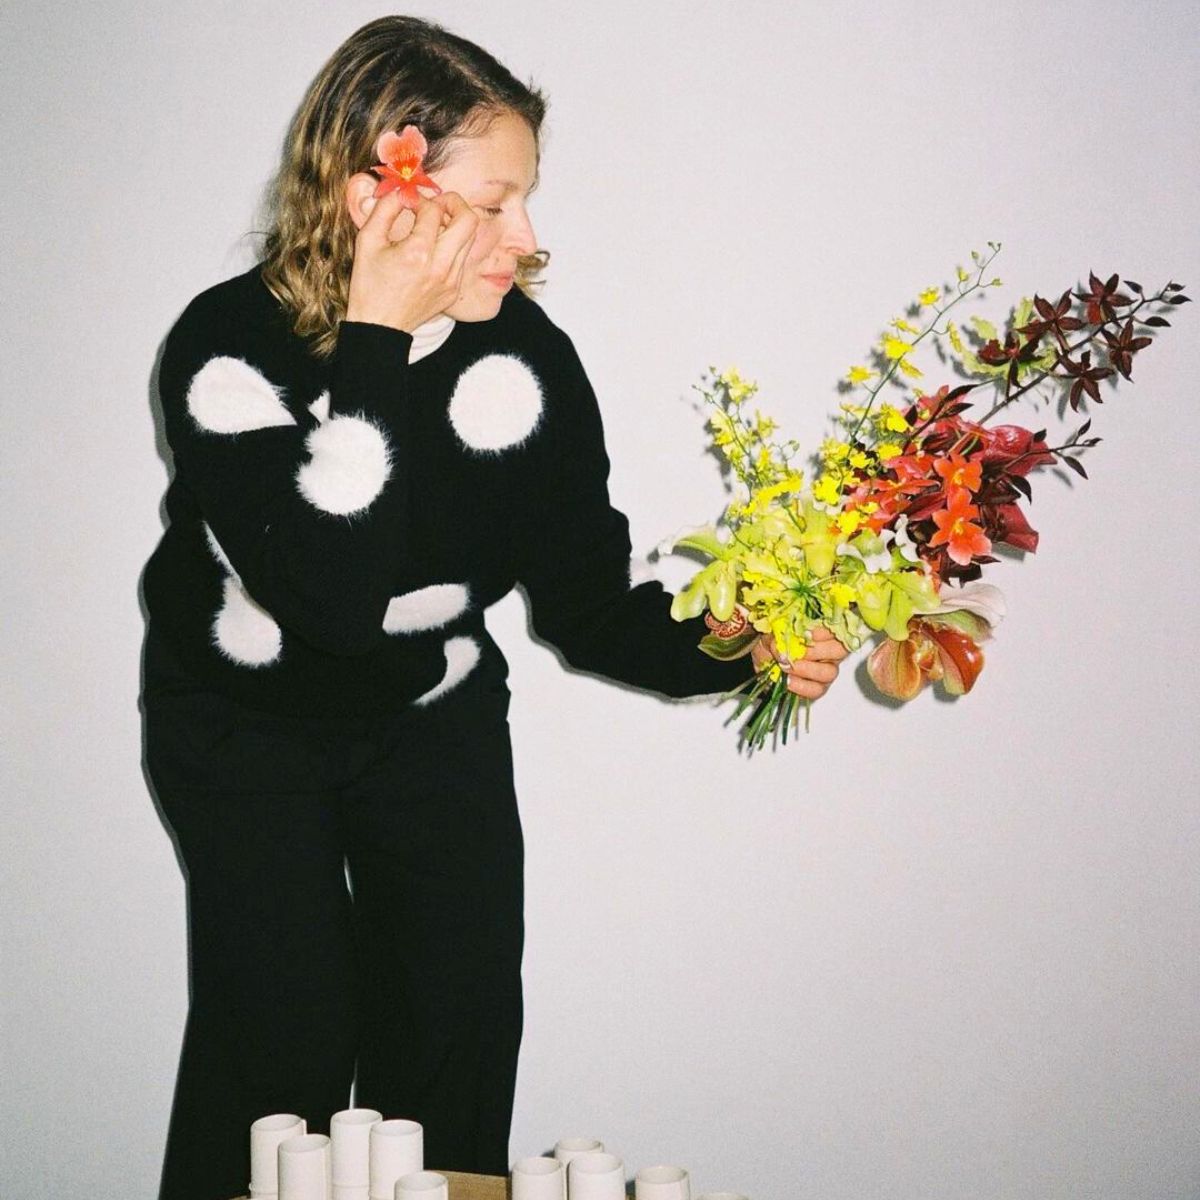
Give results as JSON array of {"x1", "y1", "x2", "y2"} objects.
[{"x1": 749, "y1": 625, "x2": 851, "y2": 699}]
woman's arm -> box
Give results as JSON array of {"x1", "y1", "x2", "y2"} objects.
[
  {"x1": 157, "y1": 192, "x2": 479, "y2": 660},
  {"x1": 516, "y1": 325, "x2": 757, "y2": 699},
  {"x1": 158, "y1": 296, "x2": 417, "y2": 657}
]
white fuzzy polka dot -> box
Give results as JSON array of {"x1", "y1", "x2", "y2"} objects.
[
  {"x1": 202, "y1": 522, "x2": 236, "y2": 577},
  {"x1": 211, "y1": 576, "x2": 282, "y2": 666},
  {"x1": 447, "y1": 354, "x2": 544, "y2": 452},
  {"x1": 187, "y1": 356, "x2": 296, "y2": 434},
  {"x1": 295, "y1": 413, "x2": 392, "y2": 516},
  {"x1": 383, "y1": 583, "x2": 470, "y2": 634},
  {"x1": 307, "y1": 391, "x2": 331, "y2": 423},
  {"x1": 413, "y1": 635, "x2": 480, "y2": 706}
]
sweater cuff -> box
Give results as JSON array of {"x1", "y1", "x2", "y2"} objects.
[
  {"x1": 330, "y1": 321, "x2": 415, "y2": 418},
  {"x1": 675, "y1": 612, "x2": 760, "y2": 696}
]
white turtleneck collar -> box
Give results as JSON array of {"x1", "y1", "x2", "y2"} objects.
[{"x1": 408, "y1": 311, "x2": 456, "y2": 364}]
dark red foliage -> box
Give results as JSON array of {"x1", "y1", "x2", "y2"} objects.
[
  {"x1": 976, "y1": 425, "x2": 1056, "y2": 476},
  {"x1": 976, "y1": 495, "x2": 1040, "y2": 553},
  {"x1": 1100, "y1": 317, "x2": 1153, "y2": 381},
  {"x1": 1074, "y1": 271, "x2": 1135, "y2": 325},
  {"x1": 1056, "y1": 349, "x2": 1115, "y2": 411},
  {"x1": 1017, "y1": 290, "x2": 1086, "y2": 352},
  {"x1": 978, "y1": 329, "x2": 1047, "y2": 389}
]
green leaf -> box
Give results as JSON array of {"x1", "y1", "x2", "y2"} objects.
[
  {"x1": 670, "y1": 526, "x2": 728, "y2": 558},
  {"x1": 670, "y1": 577, "x2": 708, "y2": 621},
  {"x1": 968, "y1": 315, "x2": 1000, "y2": 342},
  {"x1": 705, "y1": 565, "x2": 738, "y2": 621},
  {"x1": 699, "y1": 631, "x2": 758, "y2": 661}
]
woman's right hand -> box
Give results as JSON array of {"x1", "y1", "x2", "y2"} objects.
[{"x1": 345, "y1": 189, "x2": 480, "y2": 333}]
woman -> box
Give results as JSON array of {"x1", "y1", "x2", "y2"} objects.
[{"x1": 141, "y1": 14, "x2": 848, "y2": 1199}]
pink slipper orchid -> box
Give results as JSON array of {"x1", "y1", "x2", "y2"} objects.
[
  {"x1": 370, "y1": 126, "x2": 443, "y2": 208},
  {"x1": 867, "y1": 615, "x2": 988, "y2": 700}
]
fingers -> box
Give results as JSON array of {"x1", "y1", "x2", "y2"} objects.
[
  {"x1": 789, "y1": 658, "x2": 839, "y2": 685},
  {"x1": 761, "y1": 629, "x2": 847, "y2": 665},
  {"x1": 750, "y1": 636, "x2": 775, "y2": 673},
  {"x1": 404, "y1": 192, "x2": 476, "y2": 245},
  {"x1": 427, "y1": 192, "x2": 480, "y2": 269},
  {"x1": 358, "y1": 188, "x2": 407, "y2": 245},
  {"x1": 406, "y1": 194, "x2": 451, "y2": 245},
  {"x1": 752, "y1": 627, "x2": 848, "y2": 704},
  {"x1": 386, "y1": 205, "x2": 417, "y2": 242},
  {"x1": 783, "y1": 656, "x2": 840, "y2": 700},
  {"x1": 802, "y1": 640, "x2": 849, "y2": 662},
  {"x1": 805, "y1": 626, "x2": 851, "y2": 661},
  {"x1": 786, "y1": 674, "x2": 830, "y2": 699},
  {"x1": 436, "y1": 191, "x2": 474, "y2": 219}
]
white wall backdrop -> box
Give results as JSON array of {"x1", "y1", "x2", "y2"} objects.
[{"x1": 3, "y1": 2, "x2": 1197, "y2": 1197}]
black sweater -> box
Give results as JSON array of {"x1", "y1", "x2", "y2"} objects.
[{"x1": 142, "y1": 262, "x2": 756, "y2": 717}]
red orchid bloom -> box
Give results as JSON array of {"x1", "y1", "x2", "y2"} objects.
[
  {"x1": 933, "y1": 452, "x2": 983, "y2": 494},
  {"x1": 370, "y1": 126, "x2": 443, "y2": 207},
  {"x1": 890, "y1": 450, "x2": 937, "y2": 482},
  {"x1": 906, "y1": 384, "x2": 953, "y2": 424},
  {"x1": 846, "y1": 466, "x2": 936, "y2": 533},
  {"x1": 929, "y1": 494, "x2": 992, "y2": 566}
]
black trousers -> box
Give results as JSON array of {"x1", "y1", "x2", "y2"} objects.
[{"x1": 142, "y1": 631, "x2": 524, "y2": 1200}]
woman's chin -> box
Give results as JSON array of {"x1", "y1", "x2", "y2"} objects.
[{"x1": 444, "y1": 286, "x2": 506, "y2": 323}]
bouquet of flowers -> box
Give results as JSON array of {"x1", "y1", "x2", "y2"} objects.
[{"x1": 667, "y1": 243, "x2": 1188, "y2": 750}]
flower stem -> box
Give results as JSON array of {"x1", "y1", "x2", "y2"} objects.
[{"x1": 846, "y1": 246, "x2": 1002, "y2": 444}]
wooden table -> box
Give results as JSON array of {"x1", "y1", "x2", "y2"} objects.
[{"x1": 440, "y1": 1172, "x2": 507, "y2": 1199}]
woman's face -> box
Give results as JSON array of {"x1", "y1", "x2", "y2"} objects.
[{"x1": 428, "y1": 111, "x2": 540, "y2": 321}]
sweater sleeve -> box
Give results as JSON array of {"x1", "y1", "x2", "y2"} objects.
[
  {"x1": 158, "y1": 301, "x2": 416, "y2": 657},
  {"x1": 516, "y1": 326, "x2": 758, "y2": 699}
]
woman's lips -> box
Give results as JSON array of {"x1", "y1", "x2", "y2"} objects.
[{"x1": 482, "y1": 273, "x2": 514, "y2": 289}]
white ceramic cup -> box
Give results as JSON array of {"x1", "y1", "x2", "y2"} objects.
[
  {"x1": 695, "y1": 1193, "x2": 749, "y2": 1199},
  {"x1": 331, "y1": 1109, "x2": 383, "y2": 1186},
  {"x1": 333, "y1": 1185, "x2": 370, "y2": 1200},
  {"x1": 278, "y1": 1133, "x2": 332, "y2": 1200},
  {"x1": 249, "y1": 1113, "x2": 307, "y2": 1196},
  {"x1": 635, "y1": 1164, "x2": 691, "y2": 1200},
  {"x1": 395, "y1": 1170, "x2": 449, "y2": 1200},
  {"x1": 512, "y1": 1155, "x2": 567, "y2": 1200},
  {"x1": 567, "y1": 1151, "x2": 625, "y2": 1200},
  {"x1": 369, "y1": 1119, "x2": 423, "y2": 1200},
  {"x1": 553, "y1": 1137, "x2": 604, "y2": 1170}
]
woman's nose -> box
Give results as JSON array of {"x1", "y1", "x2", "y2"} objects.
[{"x1": 506, "y1": 209, "x2": 537, "y2": 256}]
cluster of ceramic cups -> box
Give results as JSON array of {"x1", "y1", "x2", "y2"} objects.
[
  {"x1": 512, "y1": 1137, "x2": 746, "y2": 1200},
  {"x1": 248, "y1": 1111, "x2": 443, "y2": 1200},
  {"x1": 249, "y1": 1112, "x2": 748, "y2": 1200}
]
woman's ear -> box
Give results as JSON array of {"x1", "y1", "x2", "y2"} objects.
[{"x1": 345, "y1": 172, "x2": 381, "y2": 230}]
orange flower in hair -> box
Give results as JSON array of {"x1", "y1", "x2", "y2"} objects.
[{"x1": 370, "y1": 126, "x2": 443, "y2": 207}]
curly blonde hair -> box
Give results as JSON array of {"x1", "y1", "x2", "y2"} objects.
[{"x1": 257, "y1": 15, "x2": 550, "y2": 358}]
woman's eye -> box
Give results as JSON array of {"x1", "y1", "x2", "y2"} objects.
[{"x1": 476, "y1": 205, "x2": 505, "y2": 217}]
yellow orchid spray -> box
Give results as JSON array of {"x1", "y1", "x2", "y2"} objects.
[{"x1": 667, "y1": 365, "x2": 942, "y2": 750}]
